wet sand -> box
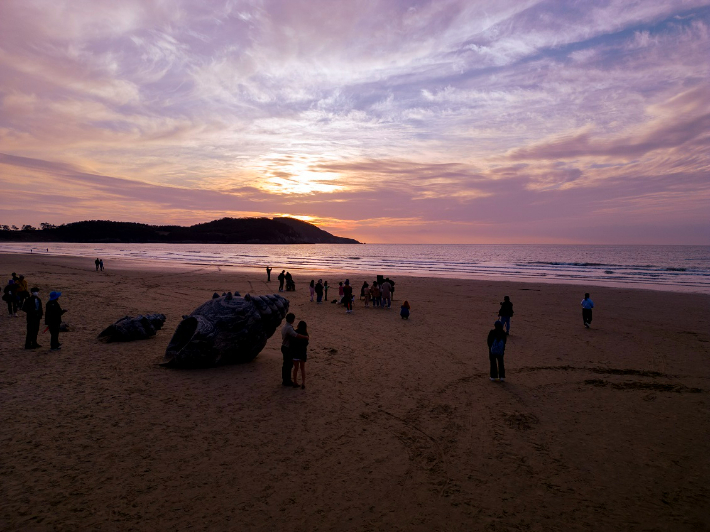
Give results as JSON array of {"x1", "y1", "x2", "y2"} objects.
[{"x1": 1, "y1": 253, "x2": 709, "y2": 531}]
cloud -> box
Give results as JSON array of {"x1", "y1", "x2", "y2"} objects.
[{"x1": 0, "y1": 1, "x2": 709, "y2": 242}]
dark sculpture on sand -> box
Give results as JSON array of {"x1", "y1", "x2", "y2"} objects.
[
  {"x1": 163, "y1": 292, "x2": 289, "y2": 367},
  {"x1": 98, "y1": 314, "x2": 167, "y2": 342}
]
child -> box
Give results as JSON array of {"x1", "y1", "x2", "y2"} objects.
[
  {"x1": 291, "y1": 321, "x2": 309, "y2": 389},
  {"x1": 400, "y1": 300, "x2": 411, "y2": 319}
]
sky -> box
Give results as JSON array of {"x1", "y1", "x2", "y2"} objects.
[{"x1": 0, "y1": 0, "x2": 709, "y2": 244}]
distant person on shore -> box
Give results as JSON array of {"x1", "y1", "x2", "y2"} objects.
[
  {"x1": 99, "y1": 259, "x2": 104, "y2": 271},
  {"x1": 16, "y1": 275, "x2": 29, "y2": 308},
  {"x1": 498, "y1": 296, "x2": 514, "y2": 335},
  {"x1": 324, "y1": 281, "x2": 329, "y2": 301},
  {"x1": 371, "y1": 282, "x2": 380, "y2": 307},
  {"x1": 22, "y1": 287, "x2": 43, "y2": 349},
  {"x1": 338, "y1": 282, "x2": 344, "y2": 303},
  {"x1": 400, "y1": 300, "x2": 410, "y2": 319},
  {"x1": 380, "y1": 279, "x2": 392, "y2": 308},
  {"x1": 315, "y1": 279, "x2": 324, "y2": 303},
  {"x1": 266, "y1": 266, "x2": 272, "y2": 282},
  {"x1": 487, "y1": 321, "x2": 507, "y2": 381},
  {"x1": 291, "y1": 320, "x2": 309, "y2": 389},
  {"x1": 309, "y1": 280, "x2": 315, "y2": 301},
  {"x1": 3, "y1": 279, "x2": 18, "y2": 317},
  {"x1": 362, "y1": 281, "x2": 370, "y2": 307},
  {"x1": 343, "y1": 280, "x2": 353, "y2": 313},
  {"x1": 581, "y1": 293, "x2": 594, "y2": 328},
  {"x1": 45, "y1": 291, "x2": 67, "y2": 351},
  {"x1": 95, "y1": 258, "x2": 100, "y2": 271},
  {"x1": 278, "y1": 270, "x2": 285, "y2": 292},
  {"x1": 281, "y1": 313, "x2": 307, "y2": 387}
]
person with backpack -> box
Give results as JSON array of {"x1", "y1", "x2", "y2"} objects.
[
  {"x1": 22, "y1": 287, "x2": 43, "y2": 349},
  {"x1": 487, "y1": 321, "x2": 507, "y2": 381},
  {"x1": 581, "y1": 293, "x2": 594, "y2": 328},
  {"x1": 498, "y1": 296, "x2": 514, "y2": 335}
]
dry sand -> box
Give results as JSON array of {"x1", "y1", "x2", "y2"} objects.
[{"x1": 1, "y1": 253, "x2": 709, "y2": 531}]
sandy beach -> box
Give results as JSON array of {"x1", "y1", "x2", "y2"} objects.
[{"x1": 1, "y1": 253, "x2": 709, "y2": 531}]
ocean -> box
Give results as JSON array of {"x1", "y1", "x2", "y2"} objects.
[{"x1": 1, "y1": 242, "x2": 709, "y2": 294}]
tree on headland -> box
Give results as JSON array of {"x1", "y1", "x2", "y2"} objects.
[
  {"x1": 21, "y1": 225, "x2": 37, "y2": 231},
  {"x1": 0, "y1": 225, "x2": 9, "y2": 231},
  {"x1": 10, "y1": 225, "x2": 19, "y2": 231},
  {"x1": 40, "y1": 222, "x2": 57, "y2": 230}
]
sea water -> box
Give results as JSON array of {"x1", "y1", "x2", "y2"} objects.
[{"x1": 1, "y1": 243, "x2": 709, "y2": 294}]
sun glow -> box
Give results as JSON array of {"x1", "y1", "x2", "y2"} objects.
[{"x1": 257, "y1": 155, "x2": 343, "y2": 195}]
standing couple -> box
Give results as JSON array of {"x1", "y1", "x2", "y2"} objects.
[{"x1": 281, "y1": 313, "x2": 309, "y2": 389}]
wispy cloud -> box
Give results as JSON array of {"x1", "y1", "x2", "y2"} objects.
[{"x1": 0, "y1": 0, "x2": 708, "y2": 242}]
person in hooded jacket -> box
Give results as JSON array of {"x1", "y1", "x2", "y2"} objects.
[
  {"x1": 487, "y1": 321, "x2": 508, "y2": 381},
  {"x1": 45, "y1": 291, "x2": 67, "y2": 351},
  {"x1": 23, "y1": 287, "x2": 43, "y2": 349}
]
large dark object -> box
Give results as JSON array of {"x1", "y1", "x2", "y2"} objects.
[
  {"x1": 98, "y1": 314, "x2": 166, "y2": 342},
  {"x1": 163, "y1": 292, "x2": 289, "y2": 368}
]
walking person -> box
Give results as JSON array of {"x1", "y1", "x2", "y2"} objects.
[
  {"x1": 324, "y1": 281, "x2": 329, "y2": 301},
  {"x1": 343, "y1": 280, "x2": 353, "y2": 313},
  {"x1": 498, "y1": 296, "x2": 514, "y2": 335},
  {"x1": 281, "y1": 313, "x2": 307, "y2": 386},
  {"x1": 95, "y1": 258, "x2": 100, "y2": 271},
  {"x1": 22, "y1": 287, "x2": 43, "y2": 349},
  {"x1": 3, "y1": 279, "x2": 18, "y2": 317},
  {"x1": 309, "y1": 280, "x2": 315, "y2": 302},
  {"x1": 291, "y1": 321, "x2": 309, "y2": 389},
  {"x1": 99, "y1": 259, "x2": 104, "y2": 271},
  {"x1": 581, "y1": 293, "x2": 594, "y2": 328},
  {"x1": 45, "y1": 291, "x2": 67, "y2": 351},
  {"x1": 266, "y1": 266, "x2": 272, "y2": 282},
  {"x1": 487, "y1": 321, "x2": 507, "y2": 381},
  {"x1": 338, "y1": 282, "x2": 344, "y2": 304},
  {"x1": 278, "y1": 270, "x2": 285, "y2": 292},
  {"x1": 362, "y1": 281, "x2": 370, "y2": 307},
  {"x1": 315, "y1": 279, "x2": 324, "y2": 303}
]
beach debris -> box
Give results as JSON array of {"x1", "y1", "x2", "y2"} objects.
[
  {"x1": 163, "y1": 292, "x2": 289, "y2": 368},
  {"x1": 59, "y1": 322, "x2": 73, "y2": 332},
  {"x1": 98, "y1": 314, "x2": 167, "y2": 342}
]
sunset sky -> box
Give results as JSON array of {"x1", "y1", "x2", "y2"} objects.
[{"x1": 0, "y1": 0, "x2": 708, "y2": 243}]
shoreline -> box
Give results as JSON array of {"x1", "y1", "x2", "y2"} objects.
[{"x1": 2, "y1": 249, "x2": 708, "y2": 295}]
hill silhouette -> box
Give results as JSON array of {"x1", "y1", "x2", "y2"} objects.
[{"x1": 0, "y1": 218, "x2": 360, "y2": 244}]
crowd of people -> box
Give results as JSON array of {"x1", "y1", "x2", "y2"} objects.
[
  {"x1": 4, "y1": 260, "x2": 597, "y2": 389},
  {"x1": 3, "y1": 271, "x2": 67, "y2": 351},
  {"x1": 267, "y1": 265, "x2": 597, "y2": 387}
]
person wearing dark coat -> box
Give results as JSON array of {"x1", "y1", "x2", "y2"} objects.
[
  {"x1": 498, "y1": 296, "x2": 514, "y2": 335},
  {"x1": 487, "y1": 321, "x2": 508, "y2": 381},
  {"x1": 278, "y1": 270, "x2": 285, "y2": 292},
  {"x1": 3, "y1": 279, "x2": 18, "y2": 316},
  {"x1": 45, "y1": 291, "x2": 67, "y2": 351},
  {"x1": 315, "y1": 279, "x2": 324, "y2": 303},
  {"x1": 22, "y1": 287, "x2": 43, "y2": 349}
]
